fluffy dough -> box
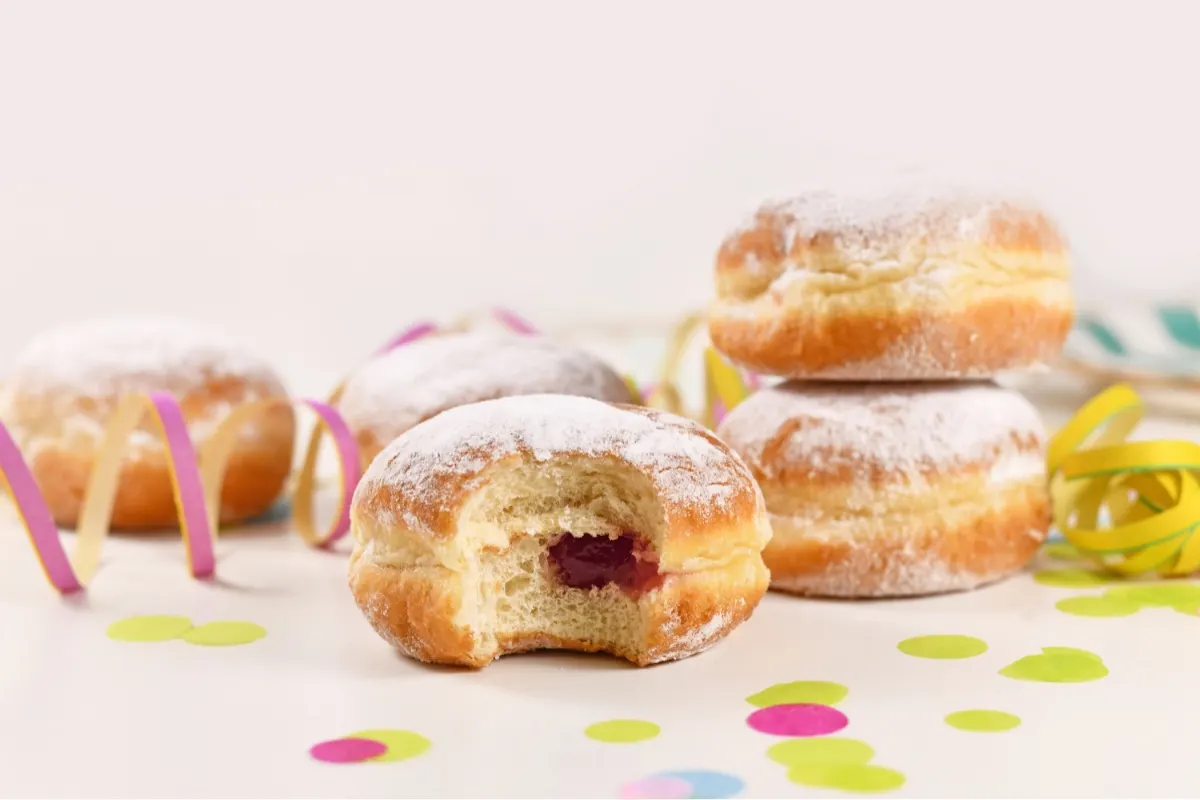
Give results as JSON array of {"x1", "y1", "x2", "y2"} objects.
[{"x1": 349, "y1": 394, "x2": 772, "y2": 668}]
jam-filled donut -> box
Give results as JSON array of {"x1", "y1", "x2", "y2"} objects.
[
  {"x1": 349, "y1": 394, "x2": 771, "y2": 668},
  {"x1": 709, "y1": 186, "x2": 1074, "y2": 379},
  {"x1": 0, "y1": 318, "x2": 295, "y2": 531},
  {"x1": 337, "y1": 332, "x2": 636, "y2": 467},
  {"x1": 717, "y1": 381, "x2": 1050, "y2": 597}
]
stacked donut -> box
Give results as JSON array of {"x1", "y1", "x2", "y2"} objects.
[{"x1": 708, "y1": 186, "x2": 1074, "y2": 597}]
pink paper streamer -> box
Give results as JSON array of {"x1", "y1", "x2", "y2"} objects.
[
  {"x1": 491, "y1": 306, "x2": 539, "y2": 335},
  {"x1": 298, "y1": 397, "x2": 360, "y2": 546},
  {"x1": 148, "y1": 392, "x2": 216, "y2": 579},
  {"x1": 377, "y1": 321, "x2": 438, "y2": 355},
  {"x1": 0, "y1": 419, "x2": 79, "y2": 592}
]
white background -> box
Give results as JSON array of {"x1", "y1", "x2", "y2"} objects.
[{"x1": 2, "y1": 0, "x2": 1199, "y2": 391}]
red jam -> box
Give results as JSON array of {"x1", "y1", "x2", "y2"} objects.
[{"x1": 547, "y1": 532, "x2": 661, "y2": 595}]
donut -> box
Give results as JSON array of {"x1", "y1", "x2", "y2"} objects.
[
  {"x1": 0, "y1": 318, "x2": 295, "y2": 531},
  {"x1": 716, "y1": 381, "x2": 1050, "y2": 597},
  {"x1": 337, "y1": 332, "x2": 636, "y2": 466},
  {"x1": 709, "y1": 186, "x2": 1074, "y2": 380},
  {"x1": 349, "y1": 394, "x2": 771, "y2": 668}
]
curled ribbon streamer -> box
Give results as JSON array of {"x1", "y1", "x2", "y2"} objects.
[
  {"x1": 304, "y1": 308, "x2": 546, "y2": 478},
  {"x1": 2, "y1": 391, "x2": 361, "y2": 594},
  {"x1": 1048, "y1": 383, "x2": 1200, "y2": 576},
  {"x1": 651, "y1": 312, "x2": 754, "y2": 426}
]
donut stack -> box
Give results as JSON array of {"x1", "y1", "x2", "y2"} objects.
[{"x1": 708, "y1": 187, "x2": 1075, "y2": 597}]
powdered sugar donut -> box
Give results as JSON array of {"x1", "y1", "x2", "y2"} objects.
[
  {"x1": 716, "y1": 381, "x2": 1049, "y2": 597},
  {"x1": 337, "y1": 332, "x2": 635, "y2": 465},
  {"x1": 0, "y1": 318, "x2": 295, "y2": 531},
  {"x1": 709, "y1": 186, "x2": 1074, "y2": 379},
  {"x1": 349, "y1": 394, "x2": 771, "y2": 668}
]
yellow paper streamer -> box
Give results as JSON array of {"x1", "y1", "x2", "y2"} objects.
[
  {"x1": 1048, "y1": 383, "x2": 1200, "y2": 576},
  {"x1": 652, "y1": 311, "x2": 754, "y2": 427}
]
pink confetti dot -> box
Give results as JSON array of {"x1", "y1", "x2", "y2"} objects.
[
  {"x1": 746, "y1": 703, "x2": 848, "y2": 737},
  {"x1": 309, "y1": 737, "x2": 388, "y2": 764},
  {"x1": 619, "y1": 776, "x2": 693, "y2": 799}
]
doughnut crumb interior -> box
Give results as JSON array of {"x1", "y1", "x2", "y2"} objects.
[{"x1": 349, "y1": 394, "x2": 772, "y2": 668}]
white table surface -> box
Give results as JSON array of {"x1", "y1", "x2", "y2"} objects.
[{"x1": 1, "y1": 375, "x2": 1198, "y2": 799}]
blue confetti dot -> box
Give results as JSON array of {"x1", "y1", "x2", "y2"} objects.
[{"x1": 655, "y1": 770, "x2": 744, "y2": 799}]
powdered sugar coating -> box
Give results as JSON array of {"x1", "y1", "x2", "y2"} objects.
[
  {"x1": 338, "y1": 333, "x2": 633, "y2": 441},
  {"x1": 721, "y1": 184, "x2": 1062, "y2": 279},
  {"x1": 717, "y1": 381, "x2": 1045, "y2": 483},
  {"x1": 356, "y1": 394, "x2": 757, "y2": 533},
  {"x1": 4, "y1": 317, "x2": 283, "y2": 397}
]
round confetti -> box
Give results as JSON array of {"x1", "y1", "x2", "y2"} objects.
[
  {"x1": 747, "y1": 703, "x2": 848, "y2": 737},
  {"x1": 619, "y1": 776, "x2": 692, "y2": 799},
  {"x1": 747, "y1": 680, "x2": 848, "y2": 708},
  {"x1": 788, "y1": 763, "x2": 906, "y2": 793},
  {"x1": 585, "y1": 719, "x2": 661, "y2": 743},
  {"x1": 182, "y1": 621, "x2": 266, "y2": 647},
  {"x1": 1032, "y1": 569, "x2": 1114, "y2": 588},
  {"x1": 346, "y1": 729, "x2": 431, "y2": 762},
  {"x1": 944, "y1": 710, "x2": 1022, "y2": 732},
  {"x1": 105, "y1": 615, "x2": 193, "y2": 642},
  {"x1": 767, "y1": 737, "x2": 874, "y2": 767},
  {"x1": 896, "y1": 634, "x2": 987, "y2": 660},
  {"x1": 1055, "y1": 595, "x2": 1139, "y2": 618},
  {"x1": 1106, "y1": 582, "x2": 1200, "y2": 607},
  {"x1": 655, "y1": 771, "x2": 745, "y2": 799},
  {"x1": 1043, "y1": 542, "x2": 1081, "y2": 561},
  {"x1": 999, "y1": 647, "x2": 1108, "y2": 683},
  {"x1": 309, "y1": 737, "x2": 388, "y2": 764}
]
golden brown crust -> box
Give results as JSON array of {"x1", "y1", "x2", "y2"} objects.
[
  {"x1": 716, "y1": 381, "x2": 1049, "y2": 597},
  {"x1": 3, "y1": 377, "x2": 294, "y2": 531},
  {"x1": 710, "y1": 297, "x2": 1074, "y2": 380},
  {"x1": 709, "y1": 189, "x2": 1074, "y2": 379},
  {"x1": 349, "y1": 552, "x2": 769, "y2": 668},
  {"x1": 353, "y1": 397, "x2": 768, "y2": 571},
  {"x1": 765, "y1": 481, "x2": 1049, "y2": 597}
]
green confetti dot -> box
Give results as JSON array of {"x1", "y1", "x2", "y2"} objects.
[
  {"x1": 767, "y1": 737, "x2": 874, "y2": 767},
  {"x1": 897, "y1": 634, "x2": 987, "y2": 660},
  {"x1": 1055, "y1": 595, "x2": 1140, "y2": 617},
  {"x1": 106, "y1": 615, "x2": 193, "y2": 642},
  {"x1": 584, "y1": 719, "x2": 660, "y2": 743},
  {"x1": 945, "y1": 710, "x2": 1022, "y2": 732},
  {"x1": 1041, "y1": 646, "x2": 1104, "y2": 663},
  {"x1": 1105, "y1": 582, "x2": 1200, "y2": 607},
  {"x1": 1000, "y1": 647, "x2": 1108, "y2": 683},
  {"x1": 1043, "y1": 542, "x2": 1081, "y2": 561},
  {"x1": 747, "y1": 681, "x2": 849, "y2": 708},
  {"x1": 182, "y1": 621, "x2": 266, "y2": 647},
  {"x1": 788, "y1": 764, "x2": 906, "y2": 793},
  {"x1": 347, "y1": 729, "x2": 430, "y2": 762},
  {"x1": 1033, "y1": 569, "x2": 1116, "y2": 588}
]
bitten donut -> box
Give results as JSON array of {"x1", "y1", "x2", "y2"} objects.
[
  {"x1": 717, "y1": 381, "x2": 1050, "y2": 597},
  {"x1": 337, "y1": 332, "x2": 636, "y2": 466},
  {"x1": 349, "y1": 394, "x2": 771, "y2": 668},
  {"x1": 709, "y1": 187, "x2": 1074, "y2": 379},
  {"x1": 0, "y1": 318, "x2": 295, "y2": 531}
]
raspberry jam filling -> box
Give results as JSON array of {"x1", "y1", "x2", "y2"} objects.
[{"x1": 547, "y1": 532, "x2": 661, "y2": 595}]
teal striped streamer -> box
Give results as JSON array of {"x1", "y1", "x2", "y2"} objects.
[
  {"x1": 1158, "y1": 306, "x2": 1200, "y2": 350},
  {"x1": 1076, "y1": 314, "x2": 1126, "y2": 356}
]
